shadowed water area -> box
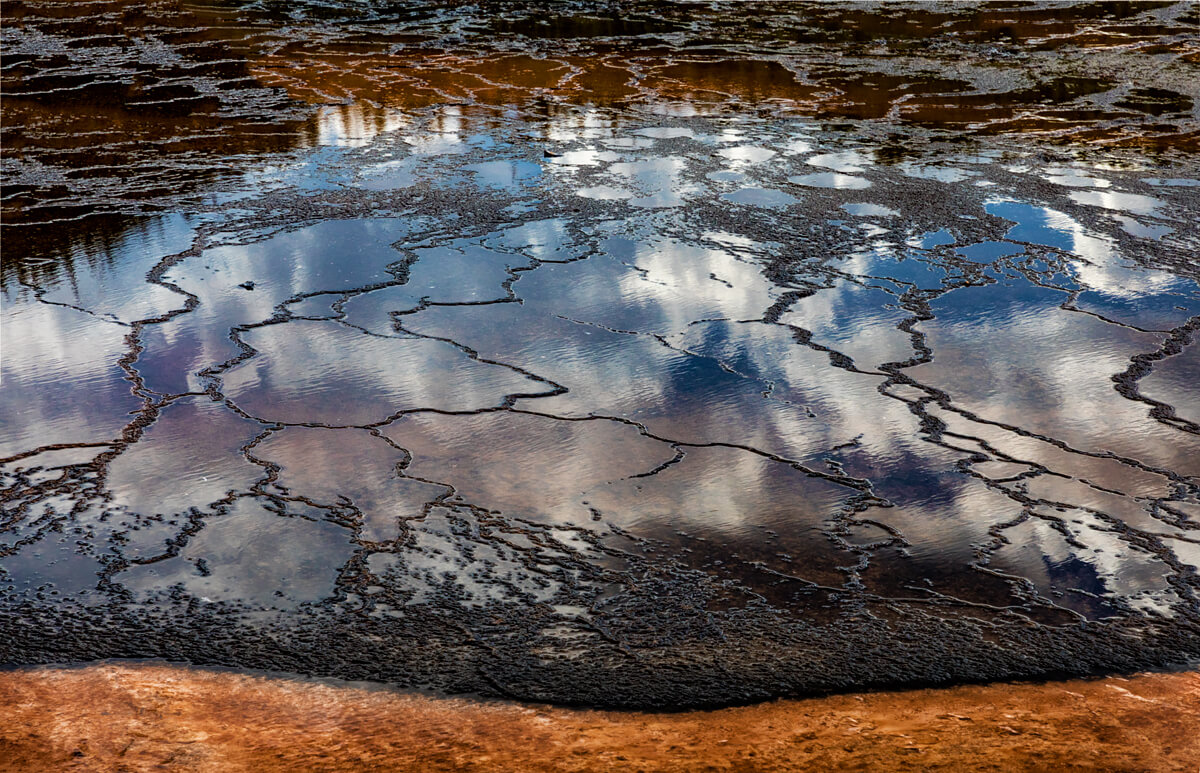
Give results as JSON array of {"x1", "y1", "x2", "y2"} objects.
[{"x1": 2, "y1": 0, "x2": 1200, "y2": 709}]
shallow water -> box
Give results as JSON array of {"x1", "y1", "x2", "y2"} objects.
[{"x1": 2, "y1": 0, "x2": 1200, "y2": 709}]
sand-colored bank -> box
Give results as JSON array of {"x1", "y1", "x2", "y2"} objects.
[{"x1": 0, "y1": 665, "x2": 1196, "y2": 772}]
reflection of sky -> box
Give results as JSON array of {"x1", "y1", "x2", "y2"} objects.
[
  {"x1": 35, "y1": 214, "x2": 196, "y2": 324},
  {"x1": 256, "y1": 426, "x2": 447, "y2": 542},
  {"x1": 841, "y1": 202, "x2": 898, "y2": 217},
  {"x1": 788, "y1": 171, "x2": 871, "y2": 189},
  {"x1": 340, "y1": 241, "x2": 534, "y2": 335},
  {"x1": 5, "y1": 112, "x2": 1198, "y2": 631},
  {"x1": 607, "y1": 157, "x2": 698, "y2": 208},
  {"x1": 223, "y1": 319, "x2": 544, "y2": 425},
  {"x1": 466, "y1": 160, "x2": 542, "y2": 190},
  {"x1": 116, "y1": 498, "x2": 353, "y2": 608},
  {"x1": 509, "y1": 236, "x2": 779, "y2": 336},
  {"x1": 988, "y1": 198, "x2": 1199, "y2": 309},
  {"x1": 807, "y1": 150, "x2": 872, "y2": 173},
  {"x1": 776, "y1": 282, "x2": 914, "y2": 367},
  {"x1": 1069, "y1": 189, "x2": 1167, "y2": 218},
  {"x1": 0, "y1": 215, "x2": 199, "y2": 454},
  {"x1": 913, "y1": 278, "x2": 1199, "y2": 477},
  {"x1": 721, "y1": 187, "x2": 799, "y2": 208},
  {"x1": 0, "y1": 299, "x2": 137, "y2": 456},
  {"x1": 316, "y1": 104, "x2": 411, "y2": 148},
  {"x1": 104, "y1": 395, "x2": 265, "y2": 520},
  {"x1": 1138, "y1": 342, "x2": 1200, "y2": 424},
  {"x1": 135, "y1": 218, "x2": 418, "y2": 394},
  {"x1": 954, "y1": 240, "x2": 1024, "y2": 263},
  {"x1": 384, "y1": 411, "x2": 675, "y2": 523}
]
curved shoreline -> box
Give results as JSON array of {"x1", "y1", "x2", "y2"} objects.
[{"x1": 1, "y1": 664, "x2": 1196, "y2": 771}]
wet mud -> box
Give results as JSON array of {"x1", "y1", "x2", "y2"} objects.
[{"x1": 3, "y1": 1, "x2": 1200, "y2": 709}]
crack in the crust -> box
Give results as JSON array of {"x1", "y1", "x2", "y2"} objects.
[
  {"x1": 5, "y1": 90, "x2": 1200, "y2": 705},
  {"x1": 827, "y1": 249, "x2": 1197, "y2": 488},
  {"x1": 9, "y1": 220, "x2": 1197, "y2": 542},
  {"x1": 812, "y1": 257, "x2": 1199, "y2": 496},
  {"x1": 82, "y1": 205, "x2": 1188, "y2": 551},
  {"x1": 1112, "y1": 315, "x2": 1200, "y2": 436},
  {"x1": 502, "y1": 407, "x2": 882, "y2": 496},
  {"x1": 18, "y1": 283, "x2": 132, "y2": 328},
  {"x1": 3, "y1": 233, "x2": 220, "y2": 563},
  {"x1": 9, "y1": 206, "x2": 1197, "y2": 580},
  {"x1": 673, "y1": 269, "x2": 1194, "y2": 526}
]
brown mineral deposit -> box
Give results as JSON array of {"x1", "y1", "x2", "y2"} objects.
[{"x1": 0, "y1": 664, "x2": 1196, "y2": 772}]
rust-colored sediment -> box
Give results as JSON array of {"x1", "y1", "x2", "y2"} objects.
[{"x1": 0, "y1": 665, "x2": 1196, "y2": 772}]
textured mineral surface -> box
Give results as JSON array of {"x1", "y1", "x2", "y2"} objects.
[
  {"x1": 1, "y1": 664, "x2": 1198, "y2": 772},
  {"x1": 2, "y1": 0, "x2": 1199, "y2": 711}
]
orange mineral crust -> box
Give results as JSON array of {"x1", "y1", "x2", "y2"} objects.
[{"x1": 0, "y1": 664, "x2": 1196, "y2": 772}]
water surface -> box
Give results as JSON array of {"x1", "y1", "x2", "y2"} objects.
[{"x1": 2, "y1": 0, "x2": 1199, "y2": 709}]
